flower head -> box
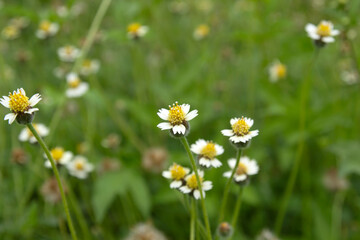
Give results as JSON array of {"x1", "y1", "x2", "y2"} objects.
[
  {"x1": 18, "y1": 123, "x2": 49, "y2": 143},
  {"x1": 9, "y1": 17, "x2": 29, "y2": 29},
  {"x1": 1, "y1": 88, "x2": 41, "y2": 124},
  {"x1": 142, "y1": 147, "x2": 168, "y2": 173},
  {"x1": 2, "y1": 25, "x2": 20, "y2": 40},
  {"x1": 179, "y1": 170, "x2": 212, "y2": 199},
  {"x1": 66, "y1": 156, "x2": 94, "y2": 179},
  {"x1": 40, "y1": 177, "x2": 68, "y2": 204},
  {"x1": 305, "y1": 20, "x2": 340, "y2": 46},
  {"x1": 162, "y1": 163, "x2": 190, "y2": 189},
  {"x1": 157, "y1": 102, "x2": 198, "y2": 136},
  {"x1": 36, "y1": 20, "x2": 59, "y2": 39},
  {"x1": 221, "y1": 117, "x2": 259, "y2": 145},
  {"x1": 269, "y1": 60, "x2": 287, "y2": 83},
  {"x1": 127, "y1": 23, "x2": 148, "y2": 39},
  {"x1": 223, "y1": 156, "x2": 259, "y2": 183},
  {"x1": 44, "y1": 147, "x2": 73, "y2": 168},
  {"x1": 124, "y1": 222, "x2": 168, "y2": 240},
  {"x1": 65, "y1": 73, "x2": 89, "y2": 98},
  {"x1": 193, "y1": 24, "x2": 210, "y2": 40},
  {"x1": 80, "y1": 59, "x2": 100, "y2": 76},
  {"x1": 191, "y1": 139, "x2": 224, "y2": 168},
  {"x1": 57, "y1": 45, "x2": 81, "y2": 62}
]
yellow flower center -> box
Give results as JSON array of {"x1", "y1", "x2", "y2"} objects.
[
  {"x1": 168, "y1": 102, "x2": 185, "y2": 126},
  {"x1": 68, "y1": 78, "x2": 81, "y2": 88},
  {"x1": 127, "y1": 23, "x2": 141, "y2": 34},
  {"x1": 75, "y1": 161, "x2": 84, "y2": 171},
  {"x1": 82, "y1": 59, "x2": 92, "y2": 68},
  {"x1": 50, "y1": 147, "x2": 64, "y2": 162},
  {"x1": 232, "y1": 118, "x2": 250, "y2": 136},
  {"x1": 196, "y1": 24, "x2": 210, "y2": 37},
  {"x1": 236, "y1": 162, "x2": 248, "y2": 175},
  {"x1": 40, "y1": 21, "x2": 51, "y2": 32},
  {"x1": 3, "y1": 26, "x2": 19, "y2": 38},
  {"x1": 186, "y1": 174, "x2": 202, "y2": 189},
  {"x1": 170, "y1": 164, "x2": 187, "y2": 180},
  {"x1": 65, "y1": 46, "x2": 73, "y2": 55},
  {"x1": 8, "y1": 91, "x2": 30, "y2": 113},
  {"x1": 276, "y1": 64, "x2": 287, "y2": 79},
  {"x1": 200, "y1": 143, "x2": 216, "y2": 159},
  {"x1": 317, "y1": 23, "x2": 331, "y2": 37}
]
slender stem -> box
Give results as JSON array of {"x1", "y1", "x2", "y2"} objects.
[
  {"x1": 190, "y1": 199, "x2": 196, "y2": 240},
  {"x1": 331, "y1": 191, "x2": 346, "y2": 240},
  {"x1": 180, "y1": 137, "x2": 212, "y2": 240},
  {"x1": 230, "y1": 187, "x2": 244, "y2": 240},
  {"x1": 26, "y1": 123, "x2": 78, "y2": 240}
]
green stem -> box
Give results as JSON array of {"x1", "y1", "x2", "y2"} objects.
[
  {"x1": 180, "y1": 137, "x2": 212, "y2": 240},
  {"x1": 190, "y1": 199, "x2": 196, "y2": 240},
  {"x1": 230, "y1": 187, "x2": 244, "y2": 239},
  {"x1": 331, "y1": 191, "x2": 346, "y2": 240},
  {"x1": 26, "y1": 123, "x2": 78, "y2": 240}
]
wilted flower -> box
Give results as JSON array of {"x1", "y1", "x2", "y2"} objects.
[
  {"x1": 101, "y1": 133, "x2": 121, "y2": 149},
  {"x1": 305, "y1": 20, "x2": 340, "y2": 46},
  {"x1": 11, "y1": 148, "x2": 28, "y2": 165},
  {"x1": 18, "y1": 123, "x2": 49, "y2": 143},
  {"x1": 341, "y1": 69, "x2": 358, "y2": 85},
  {"x1": 217, "y1": 222, "x2": 233, "y2": 238},
  {"x1": 323, "y1": 168, "x2": 349, "y2": 192},
  {"x1": 221, "y1": 117, "x2": 259, "y2": 146},
  {"x1": 80, "y1": 59, "x2": 100, "y2": 76},
  {"x1": 256, "y1": 229, "x2": 280, "y2": 240},
  {"x1": 125, "y1": 222, "x2": 167, "y2": 240},
  {"x1": 2, "y1": 25, "x2": 20, "y2": 40},
  {"x1": 193, "y1": 24, "x2": 210, "y2": 40},
  {"x1": 179, "y1": 170, "x2": 212, "y2": 199},
  {"x1": 65, "y1": 73, "x2": 89, "y2": 98},
  {"x1": 223, "y1": 156, "x2": 259, "y2": 183},
  {"x1": 44, "y1": 147, "x2": 73, "y2": 168},
  {"x1": 98, "y1": 158, "x2": 121, "y2": 174},
  {"x1": 0, "y1": 88, "x2": 41, "y2": 124},
  {"x1": 142, "y1": 147, "x2": 168, "y2": 173},
  {"x1": 191, "y1": 139, "x2": 223, "y2": 168},
  {"x1": 67, "y1": 156, "x2": 94, "y2": 179},
  {"x1": 57, "y1": 45, "x2": 81, "y2": 62},
  {"x1": 162, "y1": 163, "x2": 190, "y2": 189},
  {"x1": 268, "y1": 60, "x2": 287, "y2": 83},
  {"x1": 36, "y1": 20, "x2": 59, "y2": 39},
  {"x1": 127, "y1": 23, "x2": 149, "y2": 39},
  {"x1": 40, "y1": 177, "x2": 68, "y2": 204}
]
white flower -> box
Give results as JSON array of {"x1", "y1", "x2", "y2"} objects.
[
  {"x1": 67, "y1": 156, "x2": 94, "y2": 179},
  {"x1": 80, "y1": 59, "x2": 100, "y2": 76},
  {"x1": 305, "y1": 20, "x2": 340, "y2": 43},
  {"x1": 341, "y1": 70, "x2": 358, "y2": 85},
  {"x1": 2, "y1": 25, "x2": 20, "y2": 40},
  {"x1": 157, "y1": 101, "x2": 198, "y2": 135},
  {"x1": 127, "y1": 23, "x2": 149, "y2": 39},
  {"x1": 223, "y1": 156, "x2": 259, "y2": 183},
  {"x1": 65, "y1": 72, "x2": 89, "y2": 98},
  {"x1": 18, "y1": 123, "x2": 49, "y2": 143},
  {"x1": 193, "y1": 24, "x2": 210, "y2": 40},
  {"x1": 179, "y1": 170, "x2": 212, "y2": 199},
  {"x1": 57, "y1": 45, "x2": 81, "y2": 62},
  {"x1": 162, "y1": 163, "x2": 190, "y2": 188},
  {"x1": 190, "y1": 139, "x2": 223, "y2": 168},
  {"x1": 9, "y1": 17, "x2": 29, "y2": 29},
  {"x1": 221, "y1": 117, "x2": 259, "y2": 143},
  {"x1": 36, "y1": 20, "x2": 59, "y2": 39},
  {"x1": 268, "y1": 60, "x2": 287, "y2": 83},
  {"x1": 44, "y1": 147, "x2": 73, "y2": 168},
  {"x1": 0, "y1": 88, "x2": 41, "y2": 124}
]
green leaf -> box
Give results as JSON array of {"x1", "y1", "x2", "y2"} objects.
[{"x1": 128, "y1": 171, "x2": 151, "y2": 218}]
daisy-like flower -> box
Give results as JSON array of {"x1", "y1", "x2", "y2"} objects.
[
  {"x1": 179, "y1": 170, "x2": 212, "y2": 199},
  {"x1": 44, "y1": 147, "x2": 73, "y2": 168},
  {"x1": 0, "y1": 88, "x2": 41, "y2": 124},
  {"x1": 305, "y1": 20, "x2": 340, "y2": 46},
  {"x1": 80, "y1": 59, "x2": 100, "y2": 76},
  {"x1": 65, "y1": 73, "x2": 89, "y2": 98},
  {"x1": 341, "y1": 69, "x2": 358, "y2": 85},
  {"x1": 9, "y1": 17, "x2": 29, "y2": 29},
  {"x1": 268, "y1": 60, "x2": 287, "y2": 83},
  {"x1": 2, "y1": 25, "x2": 20, "y2": 40},
  {"x1": 36, "y1": 20, "x2": 59, "y2": 39},
  {"x1": 57, "y1": 45, "x2": 81, "y2": 62},
  {"x1": 18, "y1": 123, "x2": 49, "y2": 143},
  {"x1": 223, "y1": 156, "x2": 259, "y2": 183},
  {"x1": 66, "y1": 156, "x2": 94, "y2": 179},
  {"x1": 157, "y1": 102, "x2": 198, "y2": 136},
  {"x1": 127, "y1": 23, "x2": 149, "y2": 39},
  {"x1": 190, "y1": 139, "x2": 224, "y2": 168},
  {"x1": 162, "y1": 163, "x2": 190, "y2": 188},
  {"x1": 193, "y1": 24, "x2": 210, "y2": 40},
  {"x1": 221, "y1": 117, "x2": 259, "y2": 145}
]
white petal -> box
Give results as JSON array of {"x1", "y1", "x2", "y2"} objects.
[
  {"x1": 203, "y1": 181, "x2": 213, "y2": 191},
  {"x1": 29, "y1": 93, "x2": 42, "y2": 107},
  {"x1": 157, "y1": 109, "x2": 169, "y2": 120},
  {"x1": 29, "y1": 136, "x2": 38, "y2": 144},
  {"x1": 4, "y1": 113, "x2": 17, "y2": 124},
  {"x1": 170, "y1": 180, "x2": 182, "y2": 189},
  {"x1": 0, "y1": 97, "x2": 10, "y2": 108},
  {"x1": 305, "y1": 23, "x2": 317, "y2": 34},
  {"x1": 235, "y1": 175, "x2": 247, "y2": 182},
  {"x1": 25, "y1": 108, "x2": 39, "y2": 114},
  {"x1": 230, "y1": 118, "x2": 239, "y2": 125},
  {"x1": 331, "y1": 29, "x2": 340, "y2": 36},
  {"x1": 18, "y1": 128, "x2": 29, "y2": 141},
  {"x1": 199, "y1": 158, "x2": 211, "y2": 168},
  {"x1": 322, "y1": 37, "x2": 335, "y2": 43},
  {"x1": 162, "y1": 171, "x2": 172, "y2": 179},
  {"x1": 308, "y1": 32, "x2": 320, "y2": 40},
  {"x1": 36, "y1": 124, "x2": 50, "y2": 137},
  {"x1": 19, "y1": 88, "x2": 26, "y2": 96},
  {"x1": 244, "y1": 117, "x2": 254, "y2": 128},
  {"x1": 250, "y1": 130, "x2": 259, "y2": 137},
  {"x1": 230, "y1": 135, "x2": 247, "y2": 143},
  {"x1": 211, "y1": 159, "x2": 222, "y2": 168},
  {"x1": 221, "y1": 129, "x2": 234, "y2": 137},
  {"x1": 180, "y1": 186, "x2": 191, "y2": 194},
  {"x1": 44, "y1": 160, "x2": 52, "y2": 168},
  {"x1": 157, "y1": 122, "x2": 172, "y2": 130},
  {"x1": 173, "y1": 124, "x2": 186, "y2": 134},
  {"x1": 215, "y1": 144, "x2": 224, "y2": 155},
  {"x1": 228, "y1": 158, "x2": 237, "y2": 168},
  {"x1": 181, "y1": 104, "x2": 190, "y2": 114},
  {"x1": 193, "y1": 190, "x2": 201, "y2": 199},
  {"x1": 59, "y1": 152, "x2": 73, "y2": 165},
  {"x1": 185, "y1": 110, "x2": 198, "y2": 121},
  {"x1": 223, "y1": 171, "x2": 232, "y2": 178}
]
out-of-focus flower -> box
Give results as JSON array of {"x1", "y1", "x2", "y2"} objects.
[
  {"x1": 168, "y1": 0, "x2": 189, "y2": 14},
  {"x1": 305, "y1": 20, "x2": 340, "y2": 46},
  {"x1": 341, "y1": 69, "x2": 358, "y2": 85},
  {"x1": 223, "y1": 156, "x2": 259, "y2": 183},
  {"x1": 101, "y1": 133, "x2": 121, "y2": 149},
  {"x1": 2, "y1": 25, "x2": 20, "y2": 40},
  {"x1": 18, "y1": 123, "x2": 49, "y2": 143},
  {"x1": 56, "y1": 6, "x2": 70, "y2": 18},
  {"x1": 162, "y1": 163, "x2": 190, "y2": 189},
  {"x1": 44, "y1": 147, "x2": 73, "y2": 168},
  {"x1": 196, "y1": 0, "x2": 213, "y2": 13},
  {"x1": 71, "y1": 2, "x2": 87, "y2": 16},
  {"x1": 11, "y1": 148, "x2": 28, "y2": 165},
  {"x1": 53, "y1": 66, "x2": 68, "y2": 79},
  {"x1": 57, "y1": 45, "x2": 81, "y2": 62},
  {"x1": 180, "y1": 170, "x2": 212, "y2": 199},
  {"x1": 142, "y1": 147, "x2": 168, "y2": 173},
  {"x1": 36, "y1": 20, "x2": 59, "y2": 39},
  {"x1": 268, "y1": 60, "x2": 287, "y2": 83},
  {"x1": 127, "y1": 23, "x2": 148, "y2": 40},
  {"x1": 98, "y1": 158, "x2": 121, "y2": 174},
  {"x1": 217, "y1": 222, "x2": 233, "y2": 239},
  {"x1": 125, "y1": 222, "x2": 168, "y2": 240},
  {"x1": 323, "y1": 168, "x2": 349, "y2": 192},
  {"x1": 40, "y1": 177, "x2": 68, "y2": 204},
  {"x1": 9, "y1": 17, "x2": 29, "y2": 29},
  {"x1": 65, "y1": 73, "x2": 89, "y2": 98},
  {"x1": 67, "y1": 156, "x2": 94, "y2": 179},
  {"x1": 77, "y1": 142, "x2": 89, "y2": 155},
  {"x1": 0, "y1": 88, "x2": 41, "y2": 124},
  {"x1": 256, "y1": 229, "x2": 280, "y2": 240},
  {"x1": 16, "y1": 50, "x2": 32, "y2": 63},
  {"x1": 191, "y1": 139, "x2": 223, "y2": 168},
  {"x1": 80, "y1": 59, "x2": 100, "y2": 76},
  {"x1": 193, "y1": 24, "x2": 210, "y2": 40},
  {"x1": 221, "y1": 117, "x2": 259, "y2": 144}
]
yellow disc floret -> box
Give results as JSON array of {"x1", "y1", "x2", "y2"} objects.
[
  {"x1": 51, "y1": 147, "x2": 64, "y2": 162},
  {"x1": 200, "y1": 143, "x2": 216, "y2": 159},
  {"x1": 69, "y1": 78, "x2": 81, "y2": 88},
  {"x1": 317, "y1": 22, "x2": 331, "y2": 37},
  {"x1": 186, "y1": 174, "x2": 202, "y2": 189},
  {"x1": 82, "y1": 59, "x2": 92, "y2": 68},
  {"x1": 276, "y1": 64, "x2": 287, "y2": 79},
  {"x1": 9, "y1": 91, "x2": 30, "y2": 113},
  {"x1": 232, "y1": 117, "x2": 250, "y2": 136},
  {"x1": 196, "y1": 24, "x2": 210, "y2": 37},
  {"x1": 40, "y1": 21, "x2": 51, "y2": 32},
  {"x1": 127, "y1": 23, "x2": 141, "y2": 34},
  {"x1": 2, "y1": 25, "x2": 20, "y2": 39},
  {"x1": 168, "y1": 102, "x2": 185, "y2": 126},
  {"x1": 75, "y1": 161, "x2": 84, "y2": 171},
  {"x1": 170, "y1": 164, "x2": 187, "y2": 180},
  {"x1": 236, "y1": 162, "x2": 248, "y2": 175}
]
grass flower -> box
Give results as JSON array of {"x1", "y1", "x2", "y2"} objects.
[
  {"x1": 57, "y1": 45, "x2": 81, "y2": 62},
  {"x1": 1, "y1": 88, "x2": 41, "y2": 124},
  {"x1": 157, "y1": 102, "x2": 198, "y2": 136},
  {"x1": 36, "y1": 20, "x2": 59, "y2": 39},
  {"x1": 67, "y1": 156, "x2": 94, "y2": 179},
  {"x1": 80, "y1": 59, "x2": 100, "y2": 76},
  {"x1": 65, "y1": 73, "x2": 89, "y2": 98},
  {"x1": 142, "y1": 147, "x2": 168, "y2": 173},
  {"x1": 124, "y1": 222, "x2": 168, "y2": 240},
  {"x1": 179, "y1": 170, "x2": 212, "y2": 199},
  {"x1": 19, "y1": 123, "x2": 49, "y2": 143},
  {"x1": 223, "y1": 156, "x2": 259, "y2": 183},
  {"x1": 193, "y1": 24, "x2": 210, "y2": 40},
  {"x1": 221, "y1": 117, "x2": 259, "y2": 144},
  {"x1": 190, "y1": 139, "x2": 224, "y2": 168},
  {"x1": 127, "y1": 23, "x2": 148, "y2": 39},
  {"x1": 305, "y1": 20, "x2": 340, "y2": 46},
  {"x1": 162, "y1": 163, "x2": 190, "y2": 188},
  {"x1": 2, "y1": 25, "x2": 20, "y2": 40},
  {"x1": 341, "y1": 70, "x2": 358, "y2": 85},
  {"x1": 44, "y1": 147, "x2": 73, "y2": 168},
  {"x1": 40, "y1": 177, "x2": 68, "y2": 204},
  {"x1": 269, "y1": 60, "x2": 287, "y2": 83}
]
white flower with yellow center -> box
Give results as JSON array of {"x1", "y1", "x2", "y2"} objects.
[
  {"x1": 269, "y1": 60, "x2": 287, "y2": 83},
  {"x1": 9, "y1": 17, "x2": 29, "y2": 29},
  {"x1": 127, "y1": 23, "x2": 149, "y2": 39},
  {"x1": 57, "y1": 45, "x2": 81, "y2": 62},
  {"x1": 0, "y1": 88, "x2": 41, "y2": 124},
  {"x1": 223, "y1": 156, "x2": 259, "y2": 183},
  {"x1": 18, "y1": 123, "x2": 49, "y2": 143},
  {"x1": 67, "y1": 156, "x2": 94, "y2": 179},
  {"x1": 191, "y1": 139, "x2": 224, "y2": 168},
  {"x1": 44, "y1": 147, "x2": 73, "y2": 168},
  {"x1": 179, "y1": 170, "x2": 212, "y2": 199},
  {"x1": 221, "y1": 117, "x2": 259, "y2": 143},
  {"x1": 305, "y1": 20, "x2": 340, "y2": 44},
  {"x1": 65, "y1": 73, "x2": 89, "y2": 98},
  {"x1": 80, "y1": 59, "x2": 100, "y2": 76},
  {"x1": 36, "y1": 20, "x2": 59, "y2": 39},
  {"x1": 157, "y1": 102, "x2": 198, "y2": 136},
  {"x1": 193, "y1": 24, "x2": 210, "y2": 40},
  {"x1": 1, "y1": 25, "x2": 20, "y2": 40},
  {"x1": 162, "y1": 163, "x2": 190, "y2": 188}
]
